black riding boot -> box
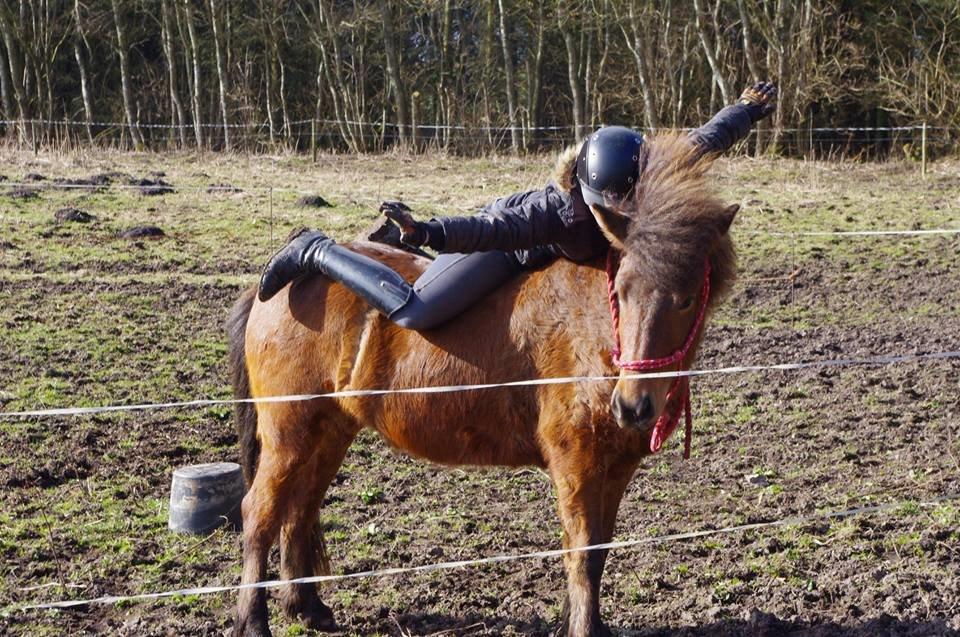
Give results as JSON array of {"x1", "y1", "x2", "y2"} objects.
[{"x1": 257, "y1": 229, "x2": 412, "y2": 317}]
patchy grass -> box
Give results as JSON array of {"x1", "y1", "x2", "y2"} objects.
[{"x1": 1, "y1": 150, "x2": 959, "y2": 635}]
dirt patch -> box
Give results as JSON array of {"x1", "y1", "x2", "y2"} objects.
[
  {"x1": 54, "y1": 207, "x2": 95, "y2": 223},
  {"x1": 130, "y1": 177, "x2": 175, "y2": 196},
  {"x1": 118, "y1": 225, "x2": 166, "y2": 239},
  {"x1": 53, "y1": 174, "x2": 114, "y2": 190},
  {"x1": 6, "y1": 186, "x2": 39, "y2": 200},
  {"x1": 207, "y1": 183, "x2": 242, "y2": 194},
  {"x1": 296, "y1": 193, "x2": 333, "y2": 207}
]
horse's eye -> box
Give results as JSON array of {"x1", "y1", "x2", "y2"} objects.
[{"x1": 678, "y1": 296, "x2": 694, "y2": 311}]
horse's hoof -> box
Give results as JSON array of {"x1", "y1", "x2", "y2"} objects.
[
  {"x1": 552, "y1": 620, "x2": 611, "y2": 637},
  {"x1": 300, "y1": 599, "x2": 337, "y2": 632},
  {"x1": 231, "y1": 615, "x2": 272, "y2": 637}
]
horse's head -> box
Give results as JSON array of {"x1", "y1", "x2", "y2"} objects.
[{"x1": 590, "y1": 134, "x2": 738, "y2": 438}]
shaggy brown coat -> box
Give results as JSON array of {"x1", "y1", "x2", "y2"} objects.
[{"x1": 228, "y1": 132, "x2": 737, "y2": 637}]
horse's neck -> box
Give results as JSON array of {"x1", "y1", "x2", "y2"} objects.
[{"x1": 511, "y1": 258, "x2": 612, "y2": 361}]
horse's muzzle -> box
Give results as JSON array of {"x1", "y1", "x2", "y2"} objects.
[{"x1": 611, "y1": 388, "x2": 655, "y2": 430}]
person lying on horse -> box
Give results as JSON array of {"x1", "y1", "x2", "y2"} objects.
[{"x1": 258, "y1": 82, "x2": 777, "y2": 328}]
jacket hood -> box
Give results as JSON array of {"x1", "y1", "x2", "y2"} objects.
[{"x1": 552, "y1": 143, "x2": 582, "y2": 194}]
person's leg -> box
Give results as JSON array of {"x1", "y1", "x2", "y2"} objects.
[
  {"x1": 258, "y1": 230, "x2": 411, "y2": 316},
  {"x1": 258, "y1": 230, "x2": 520, "y2": 330},
  {"x1": 391, "y1": 251, "x2": 521, "y2": 330}
]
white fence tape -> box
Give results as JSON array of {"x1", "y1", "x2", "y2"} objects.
[
  {"x1": 2, "y1": 350, "x2": 959, "y2": 420},
  {"x1": 742, "y1": 229, "x2": 960, "y2": 237},
  {"x1": 1, "y1": 118, "x2": 947, "y2": 134},
  {"x1": 17, "y1": 493, "x2": 959, "y2": 612}
]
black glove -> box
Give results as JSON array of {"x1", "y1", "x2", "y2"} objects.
[
  {"x1": 380, "y1": 201, "x2": 428, "y2": 247},
  {"x1": 739, "y1": 81, "x2": 777, "y2": 123}
]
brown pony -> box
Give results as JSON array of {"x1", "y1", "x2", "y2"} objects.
[{"x1": 227, "y1": 134, "x2": 738, "y2": 637}]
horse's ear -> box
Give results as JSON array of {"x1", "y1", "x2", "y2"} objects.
[
  {"x1": 590, "y1": 205, "x2": 630, "y2": 250},
  {"x1": 718, "y1": 203, "x2": 740, "y2": 236}
]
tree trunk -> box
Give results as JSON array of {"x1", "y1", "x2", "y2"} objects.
[
  {"x1": 260, "y1": 0, "x2": 276, "y2": 143},
  {"x1": 72, "y1": 0, "x2": 94, "y2": 144},
  {"x1": 208, "y1": 0, "x2": 231, "y2": 150},
  {"x1": 279, "y1": 56, "x2": 291, "y2": 140},
  {"x1": 312, "y1": 0, "x2": 361, "y2": 152},
  {"x1": 0, "y1": 30, "x2": 14, "y2": 126},
  {"x1": 676, "y1": 23, "x2": 691, "y2": 127},
  {"x1": 481, "y1": 0, "x2": 495, "y2": 147},
  {"x1": 438, "y1": 0, "x2": 452, "y2": 147},
  {"x1": 497, "y1": 0, "x2": 519, "y2": 153},
  {"x1": 771, "y1": 0, "x2": 794, "y2": 150},
  {"x1": 0, "y1": 6, "x2": 29, "y2": 143},
  {"x1": 737, "y1": 0, "x2": 761, "y2": 82},
  {"x1": 692, "y1": 0, "x2": 730, "y2": 104},
  {"x1": 379, "y1": 0, "x2": 408, "y2": 147},
  {"x1": 622, "y1": 3, "x2": 658, "y2": 130},
  {"x1": 177, "y1": 0, "x2": 203, "y2": 147},
  {"x1": 110, "y1": 0, "x2": 143, "y2": 149},
  {"x1": 562, "y1": 25, "x2": 584, "y2": 139},
  {"x1": 160, "y1": 0, "x2": 187, "y2": 147},
  {"x1": 526, "y1": 1, "x2": 545, "y2": 148}
]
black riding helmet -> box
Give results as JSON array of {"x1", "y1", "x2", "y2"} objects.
[{"x1": 576, "y1": 125, "x2": 644, "y2": 211}]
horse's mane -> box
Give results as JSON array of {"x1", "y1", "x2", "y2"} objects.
[{"x1": 622, "y1": 132, "x2": 737, "y2": 302}]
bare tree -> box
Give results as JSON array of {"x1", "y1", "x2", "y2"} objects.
[
  {"x1": 497, "y1": 0, "x2": 520, "y2": 153},
  {"x1": 524, "y1": 0, "x2": 546, "y2": 147},
  {"x1": 179, "y1": 0, "x2": 204, "y2": 147},
  {"x1": 0, "y1": 4, "x2": 29, "y2": 143},
  {"x1": 160, "y1": 0, "x2": 187, "y2": 147},
  {"x1": 110, "y1": 0, "x2": 144, "y2": 148},
  {"x1": 207, "y1": 0, "x2": 231, "y2": 150},
  {"x1": 0, "y1": 38, "x2": 13, "y2": 126},
  {"x1": 559, "y1": 7, "x2": 586, "y2": 138},
  {"x1": 619, "y1": 2, "x2": 658, "y2": 130},
  {"x1": 380, "y1": 0, "x2": 409, "y2": 147},
  {"x1": 692, "y1": 0, "x2": 730, "y2": 104}
]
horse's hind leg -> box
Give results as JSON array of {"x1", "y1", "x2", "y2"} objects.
[
  {"x1": 234, "y1": 442, "x2": 295, "y2": 637},
  {"x1": 278, "y1": 430, "x2": 355, "y2": 630},
  {"x1": 234, "y1": 404, "x2": 348, "y2": 637}
]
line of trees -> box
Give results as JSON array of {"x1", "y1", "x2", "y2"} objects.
[{"x1": 0, "y1": 0, "x2": 957, "y2": 154}]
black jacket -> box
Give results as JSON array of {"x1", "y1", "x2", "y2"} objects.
[{"x1": 433, "y1": 103, "x2": 754, "y2": 268}]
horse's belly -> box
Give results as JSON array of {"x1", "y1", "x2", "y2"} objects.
[{"x1": 366, "y1": 392, "x2": 545, "y2": 468}]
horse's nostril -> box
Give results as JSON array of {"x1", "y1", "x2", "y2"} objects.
[
  {"x1": 611, "y1": 390, "x2": 655, "y2": 428},
  {"x1": 637, "y1": 393, "x2": 654, "y2": 422},
  {"x1": 610, "y1": 390, "x2": 624, "y2": 422}
]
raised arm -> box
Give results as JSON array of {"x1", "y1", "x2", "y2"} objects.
[{"x1": 689, "y1": 81, "x2": 777, "y2": 156}]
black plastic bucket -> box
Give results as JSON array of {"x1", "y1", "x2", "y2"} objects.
[{"x1": 168, "y1": 462, "x2": 245, "y2": 534}]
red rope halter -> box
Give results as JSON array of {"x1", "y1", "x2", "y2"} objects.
[{"x1": 606, "y1": 250, "x2": 712, "y2": 459}]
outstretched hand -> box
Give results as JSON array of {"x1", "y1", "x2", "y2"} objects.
[
  {"x1": 739, "y1": 81, "x2": 777, "y2": 121},
  {"x1": 380, "y1": 200, "x2": 427, "y2": 247}
]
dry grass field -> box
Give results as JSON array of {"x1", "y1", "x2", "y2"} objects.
[{"x1": 1, "y1": 148, "x2": 958, "y2": 636}]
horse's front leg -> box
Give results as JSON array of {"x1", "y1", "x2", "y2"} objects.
[{"x1": 550, "y1": 457, "x2": 611, "y2": 637}]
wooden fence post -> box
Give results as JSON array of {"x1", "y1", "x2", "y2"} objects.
[{"x1": 311, "y1": 119, "x2": 317, "y2": 163}]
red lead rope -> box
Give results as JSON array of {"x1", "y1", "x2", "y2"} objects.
[{"x1": 605, "y1": 250, "x2": 712, "y2": 459}]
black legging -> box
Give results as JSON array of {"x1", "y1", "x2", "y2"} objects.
[{"x1": 390, "y1": 251, "x2": 522, "y2": 330}]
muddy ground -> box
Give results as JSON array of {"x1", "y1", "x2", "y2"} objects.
[{"x1": 0, "y1": 151, "x2": 958, "y2": 636}]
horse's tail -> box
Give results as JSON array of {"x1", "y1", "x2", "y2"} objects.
[
  {"x1": 225, "y1": 287, "x2": 332, "y2": 576},
  {"x1": 227, "y1": 287, "x2": 259, "y2": 487}
]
